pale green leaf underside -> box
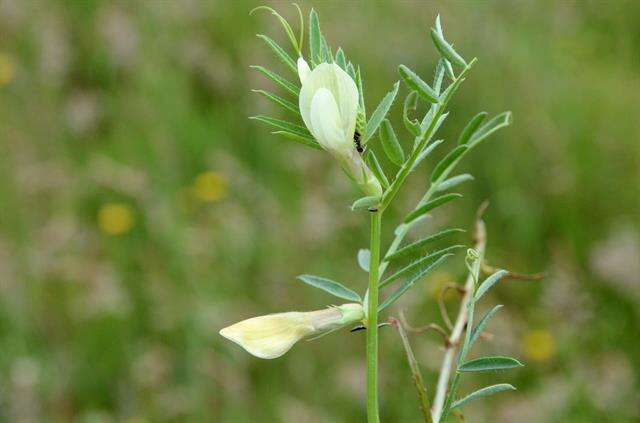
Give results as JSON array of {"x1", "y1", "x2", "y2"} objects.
[
  {"x1": 469, "y1": 304, "x2": 503, "y2": 348},
  {"x1": 379, "y1": 119, "x2": 405, "y2": 166},
  {"x1": 451, "y1": 384, "x2": 516, "y2": 410},
  {"x1": 384, "y1": 228, "x2": 464, "y2": 261},
  {"x1": 404, "y1": 193, "x2": 463, "y2": 224},
  {"x1": 431, "y1": 145, "x2": 468, "y2": 183},
  {"x1": 380, "y1": 245, "x2": 463, "y2": 288},
  {"x1": 468, "y1": 111, "x2": 512, "y2": 149},
  {"x1": 357, "y1": 249, "x2": 371, "y2": 272},
  {"x1": 458, "y1": 111, "x2": 488, "y2": 145},
  {"x1": 411, "y1": 139, "x2": 444, "y2": 172},
  {"x1": 458, "y1": 356, "x2": 523, "y2": 372},
  {"x1": 436, "y1": 173, "x2": 474, "y2": 192},
  {"x1": 378, "y1": 253, "x2": 452, "y2": 311},
  {"x1": 475, "y1": 269, "x2": 509, "y2": 301},
  {"x1": 297, "y1": 274, "x2": 361, "y2": 302}
]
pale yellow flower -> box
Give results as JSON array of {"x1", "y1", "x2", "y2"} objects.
[
  {"x1": 0, "y1": 53, "x2": 15, "y2": 86},
  {"x1": 98, "y1": 203, "x2": 135, "y2": 235},
  {"x1": 192, "y1": 171, "x2": 227, "y2": 202},
  {"x1": 297, "y1": 58, "x2": 381, "y2": 198},
  {"x1": 220, "y1": 303, "x2": 364, "y2": 359},
  {"x1": 523, "y1": 329, "x2": 555, "y2": 362}
]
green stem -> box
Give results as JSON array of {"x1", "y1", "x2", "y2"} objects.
[{"x1": 367, "y1": 211, "x2": 382, "y2": 423}]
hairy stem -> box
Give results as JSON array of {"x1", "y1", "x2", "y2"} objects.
[
  {"x1": 367, "y1": 211, "x2": 382, "y2": 423},
  {"x1": 431, "y1": 218, "x2": 486, "y2": 422}
]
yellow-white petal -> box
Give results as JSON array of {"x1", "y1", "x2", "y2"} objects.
[
  {"x1": 309, "y1": 88, "x2": 349, "y2": 153},
  {"x1": 219, "y1": 303, "x2": 364, "y2": 359},
  {"x1": 299, "y1": 63, "x2": 358, "y2": 152},
  {"x1": 219, "y1": 312, "x2": 313, "y2": 359},
  {"x1": 297, "y1": 57, "x2": 311, "y2": 84}
]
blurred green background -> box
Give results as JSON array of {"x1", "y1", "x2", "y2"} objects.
[{"x1": 1, "y1": 0, "x2": 639, "y2": 422}]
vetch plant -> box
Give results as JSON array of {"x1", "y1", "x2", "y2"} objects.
[{"x1": 221, "y1": 6, "x2": 528, "y2": 422}]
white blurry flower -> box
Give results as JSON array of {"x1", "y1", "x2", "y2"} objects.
[
  {"x1": 297, "y1": 57, "x2": 311, "y2": 84},
  {"x1": 297, "y1": 58, "x2": 382, "y2": 197},
  {"x1": 219, "y1": 303, "x2": 364, "y2": 359},
  {"x1": 299, "y1": 60, "x2": 357, "y2": 155}
]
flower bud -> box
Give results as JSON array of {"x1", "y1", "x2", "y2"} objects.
[
  {"x1": 298, "y1": 62, "x2": 382, "y2": 197},
  {"x1": 219, "y1": 303, "x2": 364, "y2": 359}
]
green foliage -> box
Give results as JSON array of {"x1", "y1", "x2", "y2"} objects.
[
  {"x1": 380, "y1": 245, "x2": 464, "y2": 288},
  {"x1": 256, "y1": 34, "x2": 297, "y2": 73},
  {"x1": 366, "y1": 151, "x2": 390, "y2": 189},
  {"x1": 251, "y1": 65, "x2": 300, "y2": 96},
  {"x1": 451, "y1": 384, "x2": 516, "y2": 410},
  {"x1": 467, "y1": 111, "x2": 513, "y2": 149},
  {"x1": 398, "y1": 65, "x2": 439, "y2": 103},
  {"x1": 249, "y1": 116, "x2": 320, "y2": 149},
  {"x1": 378, "y1": 254, "x2": 453, "y2": 311},
  {"x1": 379, "y1": 119, "x2": 404, "y2": 166},
  {"x1": 403, "y1": 193, "x2": 463, "y2": 224},
  {"x1": 364, "y1": 81, "x2": 400, "y2": 144},
  {"x1": 410, "y1": 139, "x2": 444, "y2": 171},
  {"x1": 475, "y1": 269, "x2": 509, "y2": 301},
  {"x1": 3, "y1": 2, "x2": 636, "y2": 421},
  {"x1": 384, "y1": 228, "x2": 464, "y2": 261},
  {"x1": 432, "y1": 60, "x2": 446, "y2": 95},
  {"x1": 252, "y1": 89, "x2": 300, "y2": 115},
  {"x1": 335, "y1": 47, "x2": 347, "y2": 70},
  {"x1": 431, "y1": 145, "x2": 468, "y2": 183},
  {"x1": 309, "y1": 9, "x2": 322, "y2": 65},
  {"x1": 297, "y1": 275, "x2": 362, "y2": 302},
  {"x1": 431, "y1": 16, "x2": 467, "y2": 67},
  {"x1": 250, "y1": 6, "x2": 301, "y2": 55},
  {"x1": 468, "y1": 305, "x2": 502, "y2": 349},
  {"x1": 436, "y1": 173, "x2": 474, "y2": 192},
  {"x1": 458, "y1": 356, "x2": 524, "y2": 372},
  {"x1": 402, "y1": 92, "x2": 420, "y2": 136},
  {"x1": 458, "y1": 112, "x2": 488, "y2": 145},
  {"x1": 351, "y1": 196, "x2": 381, "y2": 211}
]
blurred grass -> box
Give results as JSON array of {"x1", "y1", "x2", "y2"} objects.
[{"x1": 0, "y1": 0, "x2": 639, "y2": 421}]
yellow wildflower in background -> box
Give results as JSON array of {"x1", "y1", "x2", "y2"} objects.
[
  {"x1": 523, "y1": 329, "x2": 555, "y2": 362},
  {"x1": 98, "y1": 203, "x2": 135, "y2": 235},
  {"x1": 427, "y1": 271, "x2": 454, "y2": 299},
  {"x1": 192, "y1": 171, "x2": 227, "y2": 202},
  {"x1": 0, "y1": 53, "x2": 15, "y2": 86}
]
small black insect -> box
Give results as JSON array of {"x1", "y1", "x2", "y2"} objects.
[{"x1": 353, "y1": 130, "x2": 364, "y2": 153}]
